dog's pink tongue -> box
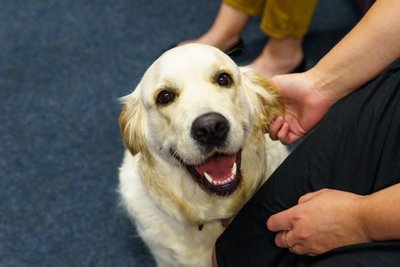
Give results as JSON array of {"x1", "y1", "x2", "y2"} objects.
[{"x1": 194, "y1": 154, "x2": 236, "y2": 181}]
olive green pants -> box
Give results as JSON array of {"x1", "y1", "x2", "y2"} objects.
[{"x1": 224, "y1": 0, "x2": 319, "y2": 38}]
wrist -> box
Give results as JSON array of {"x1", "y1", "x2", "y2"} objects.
[
  {"x1": 303, "y1": 67, "x2": 342, "y2": 107},
  {"x1": 300, "y1": 68, "x2": 337, "y2": 114},
  {"x1": 354, "y1": 195, "x2": 376, "y2": 242},
  {"x1": 356, "y1": 184, "x2": 400, "y2": 242}
]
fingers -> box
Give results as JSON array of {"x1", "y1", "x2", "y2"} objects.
[
  {"x1": 266, "y1": 209, "x2": 292, "y2": 232},
  {"x1": 275, "y1": 229, "x2": 317, "y2": 256},
  {"x1": 268, "y1": 117, "x2": 292, "y2": 144},
  {"x1": 275, "y1": 229, "x2": 294, "y2": 249},
  {"x1": 268, "y1": 117, "x2": 304, "y2": 144},
  {"x1": 267, "y1": 190, "x2": 331, "y2": 257},
  {"x1": 276, "y1": 122, "x2": 290, "y2": 144},
  {"x1": 268, "y1": 116, "x2": 284, "y2": 140}
]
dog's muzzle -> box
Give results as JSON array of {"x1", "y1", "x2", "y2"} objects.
[{"x1": 177, "y1": 112, "x2": 242, "y2": 196}]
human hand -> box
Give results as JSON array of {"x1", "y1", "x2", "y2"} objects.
[
  {"x1": 266, "y1": 189, "x2": 372, "y2": 256},
  {"x1": 269, "y1": 72, "x2": 334, "y2": 144}
]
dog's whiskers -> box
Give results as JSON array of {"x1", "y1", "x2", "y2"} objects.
[{"x1": 169, "y1": 150, "x2": 182, "y2": 165}]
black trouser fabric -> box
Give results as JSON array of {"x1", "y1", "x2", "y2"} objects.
[{"x1": 215, "y1": 59, "x2": 400, "y2": 266}]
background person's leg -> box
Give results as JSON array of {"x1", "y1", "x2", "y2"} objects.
[{"x1": 251, "y1": 0, "x2": 319, "y2": 77}]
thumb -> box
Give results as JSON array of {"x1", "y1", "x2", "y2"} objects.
[{"x1": 266, "y1": 209, "x2": 293, "y2": 232}]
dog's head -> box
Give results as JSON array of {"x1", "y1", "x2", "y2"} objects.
[{"x1": 120, "y1": 44, "x2": 284, "y2": 197}]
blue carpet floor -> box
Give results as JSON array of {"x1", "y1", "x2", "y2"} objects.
[{"x1": 0, "y1": 1, "x2": 360, "y2": 266}]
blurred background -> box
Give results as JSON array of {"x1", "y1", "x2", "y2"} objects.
[{"x1": 0, "y1": 0, "x2": 361, "y2": 266}]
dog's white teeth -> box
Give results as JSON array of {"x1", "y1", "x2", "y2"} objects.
[
  {"x1": 204, "y1": 172, "x2": 213, "y2": 184},
  {"x1": 204, "y1": 172, "x2": 236, "y2": 185},
  {"x1": 231, "y1": 162, "x2": 237, "y2": 176}
]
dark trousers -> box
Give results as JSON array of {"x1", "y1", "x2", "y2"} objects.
[{"x1": 216, "y1": 59, "x2": 400, "y2": 266}]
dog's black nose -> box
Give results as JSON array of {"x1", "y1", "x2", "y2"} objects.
[{"x1": 191, "y1": 112, "x2": 229, "y2": 147}]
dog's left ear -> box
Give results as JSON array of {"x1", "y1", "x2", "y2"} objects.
[{"x1": 240, "y1": 67, "x2": 285, "y2": 133}]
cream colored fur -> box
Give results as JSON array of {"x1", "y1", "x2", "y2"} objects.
[{"x1": 118, "y1": 44, "x2": 288, "y2": 267}]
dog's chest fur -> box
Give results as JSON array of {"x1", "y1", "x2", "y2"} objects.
[{"x1": 119, "y1": 152, "x2": 227, "y2": 266}]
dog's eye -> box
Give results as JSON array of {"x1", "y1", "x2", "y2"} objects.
[
  {"x1": 156, "y1": 90, "x2": 175, "y2": 105},
  {"x1": 217, "y1": 73, "x2": 232, "y2": 87}
]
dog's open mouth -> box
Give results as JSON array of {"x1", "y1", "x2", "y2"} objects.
[{"x1": 186, "y1": 152, "x2": 242, "y2": 196}]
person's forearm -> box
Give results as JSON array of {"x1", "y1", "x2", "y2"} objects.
[
  {"x1": 308, "y1": 0, "x2": 400, "y2": 103},
  {"x1": 357, "y1": 183, "x2": 400, "y2": 241}
]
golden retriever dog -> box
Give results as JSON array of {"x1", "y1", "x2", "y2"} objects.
[{"x1": 118, "y1": 44, "x2": 288, "y2": 267}]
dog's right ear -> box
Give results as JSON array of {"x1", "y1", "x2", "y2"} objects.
[{"x1": 119, "y1": 89, "x2": 146, "y2": 156}]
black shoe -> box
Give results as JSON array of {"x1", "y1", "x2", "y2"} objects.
[{"x1": 225, "y1": 39, "x2": 245, "y2": 57}]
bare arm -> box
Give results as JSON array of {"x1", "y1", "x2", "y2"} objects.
[
  {"x1": 310, "y1": 0, "x2": 400, "y2": 102},
  {"x1": 266, "y1": 0, "x2": 400, "y2": 254},
  {"x1": 269, "y1": 0, "x2": 400, "y2": 144},
  {"x1": 266, "y1": 184, "x2": 400, "y2": 255},
  {"x1": 358, "y1": 183, "x2": 400, "y2": 242}
]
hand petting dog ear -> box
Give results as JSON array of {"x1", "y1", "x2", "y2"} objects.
[{"x1": 268, "y1": 73, "x2": 334, "y2": 144}]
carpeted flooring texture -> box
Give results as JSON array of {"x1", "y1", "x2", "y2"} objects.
[{"x1": 0, "y1": 0, "x2": 360, "y2": 266}]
